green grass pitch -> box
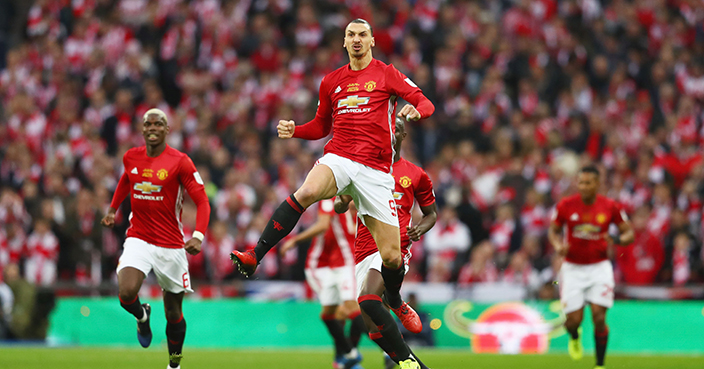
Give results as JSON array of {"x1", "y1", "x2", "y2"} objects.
[{"x1": 2, "y1": 347, "x2": 703, "y2": 369}]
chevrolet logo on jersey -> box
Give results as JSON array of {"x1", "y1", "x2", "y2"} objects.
[
  {"x1": 134, "y1": 182, "x2": 163, "y2": 194},
  {"x1": 573, "y1": 223, "x2": 602, "y2": 241},
  {"x1": 338, "y1": 95, "x2": 370, "y2": 108}
]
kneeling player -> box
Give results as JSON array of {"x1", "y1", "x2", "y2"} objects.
[
  {"x1": 548, "y1": 166, "x2": 634, "y2": 369},
  {"x1": 336, "y1": 118, "x2": 437, "y2": 369},
  {"x1": 279, "y1": 198, "x2": 366, "y2": 369}
]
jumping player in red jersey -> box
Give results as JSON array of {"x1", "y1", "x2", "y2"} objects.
[
  {"x1": 548, "y1": 166, "x2": 634, "y2": 369},
  {"x1": 336, "y1": 118, "x2": 437, "y2": 369},
  {"x1": 279, "y1": 198, "x2": 365, "y2": 369},
  {"x1": 230, "y1": 18, "x2": 434, "y2": 369},
  {"x1": 101, "y1": 109, "x2": 210, "y2": 369}
]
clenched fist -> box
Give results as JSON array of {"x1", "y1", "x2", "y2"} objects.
[
  {"x1": 397, "y1": 104, "x2": 421, "y2": 121},
  {"x1": 101, "y1": 210, "x2": 116, "y2": 228},
  {"x1": 277, "y1": 120, "x2": 295, "y2": 139},
  {"x1": 184, "y1": 238, "x2": 202, "y2": 255}
]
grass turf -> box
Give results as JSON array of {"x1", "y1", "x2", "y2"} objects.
[{"x1": 2, "y1": 347, "x2": 703, "y2": 369}]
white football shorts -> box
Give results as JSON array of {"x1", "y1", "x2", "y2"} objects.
[
  {"x1": 354, "y1": 251, "x2": 409, "y2": 297},
  {"x1": 559, "y1": 260, "x2": 614, "y2": 314},
  {"x1": 316, "y1": 153, "x2": 398, "y2": 227},
  {"x1": 117, "y1": 237, "x2": 194, "y2": 294},
  {"x1": 305, "y1": 265, "x2": 357, "y2": 306}
]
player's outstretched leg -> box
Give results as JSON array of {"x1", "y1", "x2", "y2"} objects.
[
  {"x1": 230, "y1": 194, "x2": 305, "y2": 277},
  {"x1": 118, "y1": 267, "x2": 151, "y2": 347},
  {"x1": 164, "y1": 292, "x2": 186, "y2": 369}
]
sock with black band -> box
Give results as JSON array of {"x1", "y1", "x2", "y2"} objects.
[
  {"x1": 321, "y1": 314, "x2": 352, "y2": 357},
  {"x1": 253, "y1": 194, "x2": 305, "y2": 261},
  {"x1": 380, "y1": 263, "x2": 405, "y2": 309},
  {"x1": 166, "y1": 315, "x2": 186, "y2": 368},
  {"x1": 119, "y1": 295, "x2": 145, "y2": 321},
  {"x1": 358, "y1": 294, "x2": 411, "y2": 361},
  {"x1": 348, "y1": 310, "x2": 366, "y2": 348},
  {"x1": 595, "y1": 326, "x2": 609, "y2": 366},
  {"x1": 566, "y1": 326, "x2": 579, "y2": 340}
]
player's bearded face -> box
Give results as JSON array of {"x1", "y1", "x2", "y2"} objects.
[
  {"x1": 577, "y1": 173, "x2": 598, "y2": 200},
  {"x1": 142, "y1": 116, "x2": 169, "y2": 145},
  {"x1": 344, "y1": 23, "x2": 374, "y2": 57}
]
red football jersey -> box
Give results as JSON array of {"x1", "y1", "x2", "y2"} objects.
[
  {"x1": 110, "y1": 146, "x2": 210, "y2": 248},
  {"x1": 355, "y1": 158, "x2": 436, "y2": 264},
  {"x1": 306, "y1": 198, "x2": 356, "y2": 269},
  {"x1": 553, "y1": 194, "x2": 627, "y2": 264},
  {"x1": 293, "y1": 59, "x2": 434, "y2": 173}
]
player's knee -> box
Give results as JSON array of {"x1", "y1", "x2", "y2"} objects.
[
  {"x1": 321, "y1": 305, "x2": 337, "y2": 317},
  {"x1": 564, "y1": 315, "x2": 581, "y2": 329},
  {"x1": 164, "y1": 307, "x2": 182, "y2": 323},
  {"x1": 118, "y1": 287, "x2": 138, "y2": 303},
  {"x1": 592, "y1": 315, "x2": 606, "y2": 329},
  {"x1": 380, "y1": 250, "x2": 402, "y2": 269},
  {"x1": 294, "y1": 186, "x2": 320, "y2": 207}
]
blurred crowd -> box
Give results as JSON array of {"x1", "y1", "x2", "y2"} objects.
[{"x1": 2, "y1": 0, "x2": 704, "y2": 311}]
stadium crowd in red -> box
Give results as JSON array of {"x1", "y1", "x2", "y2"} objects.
[{"x1": 1, "y1": 0, "x2": 704, "y2": 295}]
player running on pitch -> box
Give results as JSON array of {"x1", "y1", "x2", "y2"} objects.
[
  {"x1": 548, "y1": 165, "x2": 634, "y2": 369},
  {"x1": 102, "y1": 109, "x2": 211, "y2": 369},
  {"x1": 230, "y1": 18, "x2": 434, "y2": 369},
  {"x1": 336, "y1": 117, "x2": 437, "y2": 369},
  {"x1": 279, "y1": 198, "x2": 366, "y2": 369}
]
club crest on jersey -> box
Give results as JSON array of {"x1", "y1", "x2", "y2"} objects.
[
  {"x1": 157, "y1": 168, "x2": 168, "y2": 180},
  {"x1": 346, "y1": 83, "x2": 360, "y2": 92},
  {"x1": 142, "y1": 168, "x2": 153, "y2": 178},
  {"x1": 399, "y1": 176, "x2": 412, "y2": 188},
  {"x1": 596, "y1": 213, "x2": 607, "y2": 224},
  {"x1": 134, "y1": 182, "x2": 162, "y2": 194},
  {"x1": 365, "y1": 80, "x2": 376, "y2": 92}
]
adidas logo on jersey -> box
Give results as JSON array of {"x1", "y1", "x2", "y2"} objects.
[
  {"x1": 335, "y1": 86, "x2": 342, "y2": 93},
  {"x1": 131, "y1": 167, "x2": 138, "y2": 174},
  {"x1": 570, "y1": 213, "x2": 579, "y2": 221}
]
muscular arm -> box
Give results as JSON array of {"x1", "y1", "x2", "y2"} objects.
[
  {"x1": 102, "y1": 171, "x2": 130, "y2": 227},
  {"x1": 407, "y1": 202, "x2": 437, "y2": 241},
  {"x1": 108, "y1": 171, "x2": 130, "y2": 212},
  {"x1": 180, "y1": 157, "x2": 211, "y2": 254},
  {"x1": 388, "y1": 65, "x2": 435, "y2": 119},
  {"x1": 290, "y1": 115, "x2": 333, "y2": 140},
  {"x1": 548, "y1": 222, "x2": 567, "y2": 256}
]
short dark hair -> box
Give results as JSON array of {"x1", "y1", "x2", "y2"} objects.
[
  {"x1": 580, "y1": 165, "x2": 600, "y2": 177},
  {"x1": 395, "y1": 116, "x2": 406, "y2": 132},
  {"x1": 348, "y1": 18, "x2": 373, "y2": 35}
]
